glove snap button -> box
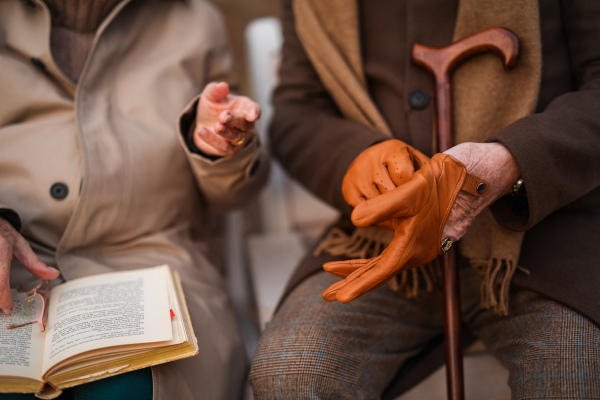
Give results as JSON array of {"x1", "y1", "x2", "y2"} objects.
[{"x1": 476, "y1": 182, "x2": 488, "y2": 195}]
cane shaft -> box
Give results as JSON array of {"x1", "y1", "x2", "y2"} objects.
[
  {"x1": 442, "y1": 249, "x2": 464, "y2": 400},
  {"x1": 435, "y1": 61, "x2": 464, "y2": 400},
  {"x1": 435, "y1": 77, "x2": 453, "y2": 151},
  {"x1": 411, "y1": 27, "x2": 519, "y2": 400}
]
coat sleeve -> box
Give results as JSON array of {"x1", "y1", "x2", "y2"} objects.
[
  {"x1": 176, "y1": 4, "x2": 269, "y2": 214},
  {"x1": 269, "y1": 0, "x2": 390, "y2": 216},
  {"x1": 487, "y1": 0, "x2": 600, "y2": 231}
]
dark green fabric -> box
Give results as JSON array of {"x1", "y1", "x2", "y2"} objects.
[{"x1": 0, "y1": 368, "x2": 152, "y2": 400}]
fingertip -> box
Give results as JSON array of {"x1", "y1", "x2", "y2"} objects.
[
  {"x1": 33, "y1": 264, "x2": 60, "y2": 280},
  {"x1": 246, "y1": 108, "x2": 260, "y2": 122},
  {"x1": 322, "y1": 261, "x2": 336, "y2": 272},
  {"x1": 0, "y1": 296, "x2": 14, "y2": 316},
  {"x1": 203, "y1": 81, "x2": 229, "y2": 101},
  {"x1": 350, "y1": 207, "x2": 372, "y2": 228},
  {"x1": 47, "y1": 266, "x2": 60, "y2": 279},
  {"x1": 321, "y1": 290, "x2": 337, "y2": 302},
  {"x1": 220, "y1": 110, "x2": 232, "y2": 124},
  {"x1": 202, "y1": 81, "x2": 217, "y2": 94},
  {"x1": 215, "y1": 82, "x2": 230, "y2": 97}
]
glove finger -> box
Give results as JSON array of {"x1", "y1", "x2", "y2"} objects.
[
  {"x1": 385, "y1": 146, "x2": 418, "y2": 187},
  {"x1": 322, "y1": 279, "x2": 347, "y2": 302},
  {"x1": 342, "y1": 167, "x2": 398, "y2": 207},
  {"x1": 351, "y1": 173, "x2": 431, "y2": 227},
  {"x1": 321, "y1": 256, "x2": 381, "y2": 302},
  {"x1": 323, "y1": 256, "x2": 381, "y2": 278},
  {"x1": 334, "y1": 241, "x2": 405, "y2": 303},
  {"x1": 335, "y1": 260, "x2": 396, "y2": 303},
  {"x1": 373, "y1": 170, "x2": 399, "y2": 195},
  {"x1": 343, "y1": 181, "x2": 381, "y2": 208}
]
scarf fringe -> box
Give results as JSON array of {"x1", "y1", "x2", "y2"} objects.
[
  {"x1": 471, "y1": 258, "x2": 530, "y2": 316},
  {"x1": 314, "y1": 226, "x2": 393, "y2": 259}
]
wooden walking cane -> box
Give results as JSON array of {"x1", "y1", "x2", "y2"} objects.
[{"x1": 411, "y1": 28, "x2": 519, "y2": 400}]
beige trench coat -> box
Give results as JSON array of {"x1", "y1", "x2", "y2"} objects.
[{"x1": 0, "y1": 0, "x2": 269, "y2": 398}]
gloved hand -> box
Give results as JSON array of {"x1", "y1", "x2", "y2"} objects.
[
  {"x1": 342, "y1": 139, "x2": 429, "y2": 232},
  {"x1": 322, "y1": 153, "x2": 489, "y2": 303},
  {"x1": 342, "y1": 139, "x2": 430, "y2": 207}
]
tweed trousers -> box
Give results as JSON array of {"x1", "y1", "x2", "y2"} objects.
[{"x1": 249, "y1": 264, "x2": 600, "y2": 399}]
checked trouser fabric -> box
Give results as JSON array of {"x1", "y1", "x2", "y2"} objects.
[{"x1": 249, "y1": 265, "x2": 600, "y2": 399}]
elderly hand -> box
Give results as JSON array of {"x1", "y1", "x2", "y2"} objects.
[
  {"x1": 442, "y1": 142, "x2": 520, "y2": 242},
  {"x1": 193, "y1": 82, "x2": 261, "y2": 157},
  {"x1": 0, "y1": 218, "x2": 60, "y2": 315}
]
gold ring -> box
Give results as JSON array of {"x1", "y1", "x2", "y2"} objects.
[
  {"x1": 441, "y1": 237, "x2": 453, "y2": 253},
  {"x1": 232, "y1": 137, "x2": 246, "y2": 146}
]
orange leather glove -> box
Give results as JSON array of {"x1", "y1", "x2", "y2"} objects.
[
  {"x1": 322, "y1": 153, "x2": 490, "y2": 303},
  {"x1": 342, "y1": 140, "x2": 429, "y2": 231}
]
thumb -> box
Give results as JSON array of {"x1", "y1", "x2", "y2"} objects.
[
  {"x1": 12, "y1": 236, "x2": 59, "y2": 280},
  {"x1": 202, "y1": 82, "x2": 230, "y2": 103}
]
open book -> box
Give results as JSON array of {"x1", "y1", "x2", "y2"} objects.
[{"x1": 0, "y1": 265, "x2": 198, "y2": 399}]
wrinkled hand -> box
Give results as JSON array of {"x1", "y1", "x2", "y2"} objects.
[
  {"x1": 442, "y1": 142, "x2": 520, "y2": 241},
  {"x1": 0, "y1": 218, "x2": 60, "y2": 315},
  {"x1": 323, "y1": 150, "x2": 494, "y2": 303},
  {"x1": 193, "y1": 82, "x2": 261, "y2": 156}
]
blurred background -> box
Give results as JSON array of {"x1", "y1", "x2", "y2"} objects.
[{"x1": 209, "y1": 0, "x2": 280, "y2": 94}]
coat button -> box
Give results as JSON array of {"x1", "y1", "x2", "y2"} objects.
[
  {"x1": 50, "y1": 183, "x2": 69, "y2": 200},
  {"x1": 30, "y1": 57, "x2": 46, "y2": 71},
  {"x1": 408, "y1": 90, "x2": 430, "y2": 110}
]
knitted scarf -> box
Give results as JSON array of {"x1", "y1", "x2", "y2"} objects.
[{"x1": 295, "y1": 0, "x2": 541, "y2": 315}]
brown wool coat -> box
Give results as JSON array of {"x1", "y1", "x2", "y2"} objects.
[
  {"x1": 0, "y1": 0, "x2": 269, "y2": 398},
  {"x1": 271, "y1": 0, "x2": 600, "y2": 330}
]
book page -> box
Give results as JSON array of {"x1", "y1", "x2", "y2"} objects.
[
  {"x1": 46, "y1": 268, "x2": 187, "y2": 377},
  {"x1": 41, "y1": 266, "x2": 173, "y2": 374},
  {"x1": 0, "y1": 290, "x2": 45, "y2": 381}
]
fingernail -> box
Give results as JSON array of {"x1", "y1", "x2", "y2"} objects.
[
  {"x1": 224, "y1": 112, "x2": 232, "y2": 123},
  {"x1": 2, "y1": 308, "x2": 13, "y2": 316},
  {"x1": 218, "y1": 124, "x2": 225, "y2": 133},
  {"x1": 48, "y1": 267, "x2": 60, "y2": 275}
]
